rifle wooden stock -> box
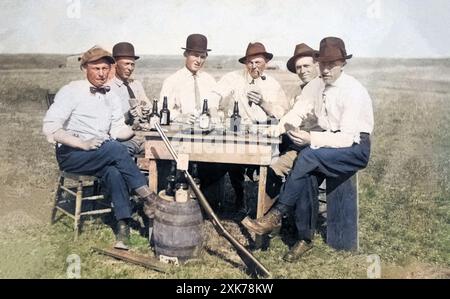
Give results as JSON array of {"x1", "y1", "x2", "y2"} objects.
[{"x1": 154, "y1": 123, "x2": 271, "y2": 278}]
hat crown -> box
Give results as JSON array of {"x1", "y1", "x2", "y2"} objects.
[
  {"x1": 182, "y1": 34, "x2": 210, "y2": 52},
  {"x1": 286, "y1": 43, "x2": 318, "y2": 73},
  {"x1": 293, "y1": 43, "x2": 316, "y2": 57},
  {"x1": 79, "y1": 45, "x2": 114, "y2": 68},
  {"x1": 317, "y1": 37, "x2": 352, "y2": 62},
  {"x1": 112, "y1": 42, "x2": 139, "y2": 59},
  {"x1": 239, "y1": 42, "x2": 273, "y2": 64},
  {"x1": 245, "y1": 42, "x2": 266, "y2": 57}
]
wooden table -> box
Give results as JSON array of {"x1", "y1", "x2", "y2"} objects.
[{"x1": 136, "y1": 123, "x2": 280, "y2": 222}]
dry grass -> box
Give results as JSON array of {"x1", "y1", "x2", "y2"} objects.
[{"x1": 0, "y1": 55, "x2": 448, "y2": 278}]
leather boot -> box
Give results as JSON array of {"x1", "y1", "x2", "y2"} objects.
[
  {"x1": 241, "y1": 208, "x2": 283, "y2": 235},
  {"x1": 283, "y1": 240, "x2": 313, "y2": 262},
  {"x1": 114, "y1": 219, "x2": 130, "y2": 250}
]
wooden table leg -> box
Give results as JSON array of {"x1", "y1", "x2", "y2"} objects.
[
  {"x1": 255, "y1": 166, "x2": 269, "y2": 250},
  {"x1": 148, "y1": 160, "x2": 158, "y2": 193}
]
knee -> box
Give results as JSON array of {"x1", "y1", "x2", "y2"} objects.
[
  {"x1": 103, "y1": 166, "x2": 121, "y2": 180},
  {"x1": 102, "y1": 140, "x2": 129, "y2": 157}
]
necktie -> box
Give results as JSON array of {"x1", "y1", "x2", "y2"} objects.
[
  {"x1": 248, "y1": 79, "x2": 255, "y2": 107},
  {"x1": 90, "y1": 86, "x2": 110, "y2": 94},
  {"x1": 193, "y1": 74, "x2": 201, "y2": 111},
  {"x1": 123, "y1": 81, "x2": 136, "y2": 99},
  {"x1": 321, "y1": 86, "x2": 331, "y2": 129}
]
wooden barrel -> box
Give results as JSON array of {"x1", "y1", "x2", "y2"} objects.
[{"x1": 153, "y1": 194, "x2": 204, "y2": 263}]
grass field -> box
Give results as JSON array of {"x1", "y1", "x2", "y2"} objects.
[{"x1": 0, "y1": 55, "x2": 449, "y2": 278}]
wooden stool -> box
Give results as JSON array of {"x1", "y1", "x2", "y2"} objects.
[{"x1": 50, "y1": 171, "x2": 112, "y2": 240}]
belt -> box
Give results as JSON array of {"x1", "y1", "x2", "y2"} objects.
[{"x1": 331, "y1": 130, "x2": 370, "y2": 136}]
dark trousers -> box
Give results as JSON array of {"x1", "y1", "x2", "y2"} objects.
[
  {"x1": 278, "y1": 134, "x2": 371, "y2": 241},
  {"x1": 192, "y1": 163, "x2": 246, "y2": 211},
  {"x1": 56, "y1": 140, "x2": 148, "y2": 221}
]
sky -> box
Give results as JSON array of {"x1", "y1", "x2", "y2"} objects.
[{"x1": 0, "y1": 0, "x2": 449, "y2": 58}]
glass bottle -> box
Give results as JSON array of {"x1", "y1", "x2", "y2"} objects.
[
  {"x1": 198, "y1": 99, "x2": 210, "y2": 129},
  {"x1": 160, "y1": 96, "x2": 171, "y2": 126},
  {"x1": 229, "y1": 101, "x2": 241, "y2": 132},
  {"x1": 148, "y1": 99, "x2": 160, "y2": 130}
]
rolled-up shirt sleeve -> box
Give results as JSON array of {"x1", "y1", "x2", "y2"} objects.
[{"x1": 42, "y1": 86, "x2": 76, "y2": 143}]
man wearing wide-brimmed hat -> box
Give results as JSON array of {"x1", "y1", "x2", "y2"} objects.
[
  {"x1": 43, "y1": 46, "x2": 158, "y2": 250},
  {"x1": 286, "y1": 43, "x2": 320, "y2": 108},
  {"x1": 213, "y1": 42, "x2": 289, "y2": 213},
  {"x1": 217, "y1": 42, "x2": 288, "y2": 124},
  {"x1": 259, "y1": 43, "x2": 321, "y2": 236},
  {"x1": 108, "y1": 42, "x2": 151, "y2": 155},
  {"x1": 242, "y1": 37, "x2": 374, "y2": 262},
  {"x1": 159, "y1": 33, "x2": 220, "y2": 123}
]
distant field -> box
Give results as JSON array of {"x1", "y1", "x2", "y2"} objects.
[{"x1": 0, "y1": 55, "x2": 448, "y2": 278}]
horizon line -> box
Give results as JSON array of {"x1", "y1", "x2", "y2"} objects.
[{"x1": 0, "y1": 53, "x2": 449, "y2": 60}]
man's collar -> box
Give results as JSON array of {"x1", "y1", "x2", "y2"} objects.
[
  {"x1": 112, "y1": 76, "x2": 134, "y2": 86},
  {"x1": 244, "y1": 69, "x2": 266, "y2": 84},
  {"x1": 325, "y1": 71, "x2": 346, "y2": 88},
  {"x1": 183, "y1": 66, "x2": 201, "y2": 77}
]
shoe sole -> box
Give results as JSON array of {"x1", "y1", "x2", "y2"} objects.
[
  {"x1": 282, "y1": 246, "x2": 313, "y2": 263},
  {"x1": 241, "y1": 216, "x2": 278, "y2": 235},
  {"x1": 114, "y1": 241, "x2": 129, "y2": 251}
]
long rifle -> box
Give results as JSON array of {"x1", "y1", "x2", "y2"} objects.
[{"x1": 154, "y1": 123, "x2": 271, "y2": 278}]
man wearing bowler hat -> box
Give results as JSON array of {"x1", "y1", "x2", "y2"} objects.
[
  {"x1": 109, "y1": 42, "x2": 151, "y2": 155},
  {"x1": 159, "y1": 33, "x2": 220, "y2": 124},
  {"x1": 242, "y1": 37, "x2": 374, "y2": 262},
  {"x1": 43, "y1": 46, "x2": 157, "y2": 250},
  {"x1": 159, "y1": 34, "x2": 224, "y2": 209}
]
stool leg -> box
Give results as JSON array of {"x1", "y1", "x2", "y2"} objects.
[
  {"x1": 74, "y1": 180, "x2": 83, "y2": 241},
  {"x1": 326, "y1": 174, "x2": 358, "y2": 251},
  {"x1": 50, "y1": 175, "x2": 64, "y2": 225}
]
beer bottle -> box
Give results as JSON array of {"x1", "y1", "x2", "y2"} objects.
[
  {"x1": 198, "y1": 99, "x2": 210, "y2": 129},
  {"x1": 230, "y1": 101, "x2": 241, "y2": 132},
  {"x1": 148, "y1": 99, "x2": 160, "y2": 130},
  {"x1": 189, "y1": 163, "x2": 201, "y2": 199},
  {"x1": 165, "y1": 161, "x2": 177, "y2": 197},
  {"x1": 160, "y1": 96, "x2": 171, "y2": 126}
]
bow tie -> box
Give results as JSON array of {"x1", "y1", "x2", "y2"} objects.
[{"x1": 90, "y1": 86, "x2": 111, "y2": 94}]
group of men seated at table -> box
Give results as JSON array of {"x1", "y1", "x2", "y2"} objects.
[{"x1": 43, "y1": 33, "x2": 373, "y2": 261}]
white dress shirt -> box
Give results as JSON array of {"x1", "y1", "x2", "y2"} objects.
[
  {"x1": 159, "y1": 67, "x2": 219, "y2": 120},
  {"x1": 43, "y1": 80, "x2": 127, "y2": 143},
  {"x1": 109, "y1": 76, "x2": 150, "y2": 115},
  {"x1": 276, "y1": 72, "x2": 374, "y2": 148},
  {"x1": 215, "y1": 69, "x2": 288, "y2": 123}
]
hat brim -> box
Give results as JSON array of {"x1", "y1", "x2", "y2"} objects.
[
  {"x1": 238, "y1": 52, "x2": 273, "y2": 64},
  {"x1": 80, "y1": 55, "x2": 115, "y2": 69},
  {"x1": 114, "y1": 55, "x2": 140, "y2": 60},
  {"x1": 181, "y1": 47, "x2": 211, "y2": 53},
  {"x1": 316, "y1": 54, "x2": 352, "y2": 63},
  {"x1": 286, "y1": 51, "x2": 319, "y2": 73}
]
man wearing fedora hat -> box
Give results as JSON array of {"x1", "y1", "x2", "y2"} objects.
[
  {"x1": 159, "y1": 33, "x2": 220, "y2": 124},
  {"x1": 43, "y1": 46, "x2": 158, "y2": 250},
  {"x1": 259, "y1": 43, "x2": 322, "y2": 236},
  {"x1": 213, "y1": 42, "x2": 289, "y2": 213},
  {"x1": 109, "y1": 42, "x2": 151, "y2": 155},
  {"x1": 216, "y1": 42, "x2": 288, "y2": 124},
  {"x1": 286, "y1": 43, "x2": 320, "y2": 107},
  {"x1": 242, "y1": 37, "x2": 373, "y2": 262}
]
